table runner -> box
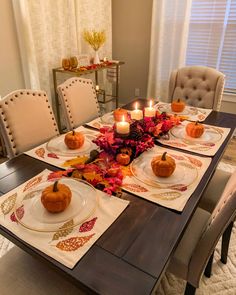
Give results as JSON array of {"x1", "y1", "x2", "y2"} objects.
[
  {"x1": 122, "y1": 146, "x2": 211, "y2": 212},
  {"x1": 154, "y1": 102, "x2": 212, "y2": 122},
  {"x1": 24, "y1": 126, "x2": 99, "y2": 169},
  {"x1": 156, "y1": 121, "x2": 231, "y2": 156},
  {"x1": 0, "y1": 169, "x2": 129, "y2": 269}
]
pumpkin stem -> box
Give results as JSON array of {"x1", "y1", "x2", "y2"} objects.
[
  {"x1": 72, "y1": 130, "x2": 75, "y2": 135},
  {"x1": 177, "y1": 98, "x2": 181, "y2": 102},
  {"x1": 195, "y1": 121, "x2": 199, "y2": 125},
  {"x1": 53, "y1": 181, "x2": 59, "y2": 192},
  {"x1": 161, "y1": 152, "x2": 167, "y2": 161}
]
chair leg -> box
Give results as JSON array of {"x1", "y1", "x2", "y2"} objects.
[
  {"x1": 204, "y1": 251, "x2": 214, "y2": 278},
  {"x1": 221, "y1": 221, "x2": 234, "y2": 264},
  {"x1": 184, "y1": 282, "x2": 196, "y2": 295}
]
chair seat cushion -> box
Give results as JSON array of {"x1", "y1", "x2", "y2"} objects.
[
  {"x1": 0, "y1": 245, "x2": 85, "y2": 295},
  {"x1": 168, "y1": 207, "x2": 211, "y2": 279},
  {"x1": 199, "y1": 169, "x2": 231, "y2": 213}
]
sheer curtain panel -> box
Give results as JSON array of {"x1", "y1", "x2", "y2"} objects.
[
  {"x1": 147, "y1": 0, "x2": 192, "y2": 102},
  {"x1": 12, "y1": 0, "x2": 112, "y2": 103}
]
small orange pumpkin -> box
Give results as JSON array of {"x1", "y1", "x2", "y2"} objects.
[
  {"x1": 116, "y1": 153, "x2": 131, "y2": 166},
  {"x1": 186, "y1": 121, "x2": 205, "y2": 138},
  {"x1": 151, "y1": 152, "x2": 176, "y2": 177},
  {"x1": 64, "y1": 130, "x2": 85, "y2": 149},
  {"x1": 41, "y1": 181, "x2": 72, "y2": 213},
  {"x1": 171, "y1": 99, "x2": 185, "y2": 113},
  {"x1": 113, "y1": 108, "x2": 129, "y2": 122}
]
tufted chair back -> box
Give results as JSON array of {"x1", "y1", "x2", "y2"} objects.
[
  {"x1": 169, "y1": 66, "x2": 225, "y2": 111},
  {"x1": 57, "y1": 77, "x2": 100, "y2": 130},
  {"x1": 0, "y1": 90, "x2": 59, "y2": 158}
]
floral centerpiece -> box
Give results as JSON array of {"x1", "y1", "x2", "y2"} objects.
[
  {"x1": 93, "y1": 112, "x2": 180, "y2": 163},
  {"x1": 83, "y1": 30, "x2": 106, "y2": 64}
]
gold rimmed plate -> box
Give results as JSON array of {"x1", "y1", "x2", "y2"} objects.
[
  {"x1": 46, "y1": 132, "x2": 96, "y2": 157},
  {"x1": 130, "y1": 152, "x2": 198, "y2": 188},
  {"x1": 170, "y1": 124, "x2": 222, "y2": 144},
  {"x1": 14, "y1": 178, "x2": 98, "y2": 232},
  {"x1": 156, "y1": 103, "x2": 193, "y2": 116}
]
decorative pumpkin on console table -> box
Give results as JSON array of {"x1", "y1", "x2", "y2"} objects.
[
  {"x1": 171, "y1": 99, "x2": 185, "y2": 113},
  {"x1": 151, "y1": 152, "x2": 176, "y2": 177},
  {"x1": 41, "y1": 181, "x2": 72, "y2": 213},
  {"x1": 186, "y1": 121, "x2": 205, "y2": 138},
  {"x1": 64, "y1": 130, "x2": 85, "y2": 149}
]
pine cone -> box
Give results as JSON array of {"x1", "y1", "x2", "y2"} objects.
[{"x1": 129, "y1": 128, "x2": 143, "y2": 140}]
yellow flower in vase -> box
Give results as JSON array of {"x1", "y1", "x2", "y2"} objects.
[{"x1": 83, "y1": 30, "x2": 106, "y2": 64}]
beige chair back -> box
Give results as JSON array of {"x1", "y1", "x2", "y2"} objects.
[
  {"x1": 0, "y1": 90, "x2": 59, "y2": 158},
  {"x1": 169, "y1": 66, "x2": 225, "y2": 111},
  {"x1": 188, "y1": 172, "x2": 236, "y2": 287},
  {"x1": 57, "y1": 77, "x2": 100, "y2": 130}
]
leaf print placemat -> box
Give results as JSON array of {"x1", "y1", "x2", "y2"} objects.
[
  {"x1": 0, "y1": 170, "x2": 129, "y2": 269},
  {"x1": 122, "y1": 146, "x2": 211, "y2": 212},
  {"x1": 154, "y1": 102, "x2": 212, "y2": 122},
  {"x1": 24, "y1": 126, "x2": 100, "y2": 169},
  {"x1": 156, "y1": 121, "x2": 231, "y2": 156}
]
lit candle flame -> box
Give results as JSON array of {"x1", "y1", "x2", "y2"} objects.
[
  {"x1": 95, "y1": 85, "x2": 99, "y2": 91},
  {"x1": 149, "y1": 100, "x2": 153, "y2": 108},
  {"x1": 122, "y1": 115, "x2": 125, "y2": 123},
  {"x1": 135, "y1": 102, "x2": 138, "y2": 111}
]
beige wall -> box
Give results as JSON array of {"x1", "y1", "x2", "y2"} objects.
[
  {"x1": 0, "y1": 0, "x2": 24, "y2": 97},
  {"x1": 112, "y1": 0, "x2": 153, "y2": 104}
]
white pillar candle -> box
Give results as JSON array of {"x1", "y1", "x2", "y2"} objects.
[
  {"x1": 116, "y1": 115, "x2": 130, "y2": 135},
  {"x1": 131, "y1": 102, "x2": 143, "y2": 120},
  {"x1": 144, "y1": 100, "x2": 156, "y2": 117},
  {"x1": 103, "y1": 57, "x2": 107, "y2": 62}
]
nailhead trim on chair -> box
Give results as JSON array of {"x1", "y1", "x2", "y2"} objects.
[
  {"x1": 58, "y1": 77, "x2": 100, "y2": 129},
  {"x1": 0, "y1": 90, "x2": 59, "y2": 157}
]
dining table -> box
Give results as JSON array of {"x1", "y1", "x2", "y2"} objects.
[{"x1": 0, "y1": 98, "x2": 235, "y2": 295}]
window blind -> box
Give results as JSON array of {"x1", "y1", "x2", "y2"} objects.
[{"x1": 186, "y1": 0, "x2": 236, "y2": 91}]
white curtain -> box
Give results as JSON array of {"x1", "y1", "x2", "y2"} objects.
[
  {"x1": 12, "y1": 0, "x2": 112, "y2": 100},
  {"x1": 147, "y1": 0, "x2": 192, "y2": 102}
]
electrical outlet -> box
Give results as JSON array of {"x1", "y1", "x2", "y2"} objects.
[{"x1": 135, "y1": 88, "x2": 140, "y2": 97}]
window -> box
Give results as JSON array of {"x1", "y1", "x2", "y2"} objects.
[{"x1": 186, "y1": 0, "x2": 236, "y2": 92}]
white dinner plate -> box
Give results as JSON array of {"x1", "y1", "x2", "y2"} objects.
[{"x1": 14, "y1": 178, "x2": 98, "y2": 232}]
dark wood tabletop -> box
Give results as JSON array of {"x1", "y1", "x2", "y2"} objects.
[{"x1": 0, "y1": 99, "x2": 235, "y2": 295}]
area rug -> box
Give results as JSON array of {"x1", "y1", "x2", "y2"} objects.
[{"x1": 0, "y1": 162, "x2": 235, "y2": 295}]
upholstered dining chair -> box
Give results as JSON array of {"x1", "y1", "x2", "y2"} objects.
[
  {"x1": 167, "y1": 170, "x2": 236, "y2": 295},
  {"x1": 0, "y1": 89, "x2": 59, "y2": 158},
  {"x1": 168, "y1": 66, "x2": 225, "y2": 111},
  {"x1": 57, "y1": 77, "x2": 100, "y2": 130}
]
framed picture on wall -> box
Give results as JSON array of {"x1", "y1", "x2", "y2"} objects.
[{"x1": 76, "y1": 54, "x2": 90, "y2": 67}]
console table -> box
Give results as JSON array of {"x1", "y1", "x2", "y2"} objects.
[{"x1": 52, "y1": 61, "x2": 125, "y2": 131}]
